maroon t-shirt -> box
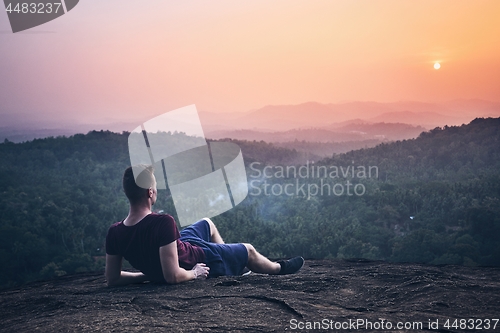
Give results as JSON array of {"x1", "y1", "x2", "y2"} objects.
[{"x1": 105, "y1": 213, "x2": 205, "y2": 282}]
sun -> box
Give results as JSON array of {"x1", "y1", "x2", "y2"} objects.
[{"x1": 434, "y1": 62, "x2": 441, "y2": 70}]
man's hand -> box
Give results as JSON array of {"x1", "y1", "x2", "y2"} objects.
[
  {"x1": 192, "y1": 263, "x2": 210, "y2": 279},
  {"x1": 105, "y1": 254, "x2": 148, "y2": 287},
  {"x1": 160, "y1": 241, "x2": 209, "y2": 283}
]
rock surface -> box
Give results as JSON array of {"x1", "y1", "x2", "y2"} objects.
[{"x1": 1, "y1": 259, "x2": 499, "y2": 332}]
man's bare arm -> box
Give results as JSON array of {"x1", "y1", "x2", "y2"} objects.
[
  {"x1": 159, "y1": 241, "x2": 209, "y2": 284},
  {"x1": 105, "y1": 254, "x2": 148, "y2": 287}
]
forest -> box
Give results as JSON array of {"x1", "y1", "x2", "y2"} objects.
[{"x1": 0, "y1": 117, "x2": 499, "y2": 288}]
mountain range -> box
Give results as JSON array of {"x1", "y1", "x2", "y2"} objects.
[
  {"x1": 1, "y1": 99, "x2": 499, "y2": 143},
  {"x1": 200, "y1": 99, "x2": 500, "y2": 133}
]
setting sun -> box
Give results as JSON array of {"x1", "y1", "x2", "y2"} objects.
[{"x1": 434, "y1": 63, "x2": 441, "y2": 70}]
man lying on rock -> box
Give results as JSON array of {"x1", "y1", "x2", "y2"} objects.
[{"x1": 105, "y1": 166, "x2": 304, "y2": 286}]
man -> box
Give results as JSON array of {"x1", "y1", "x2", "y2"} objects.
[{"x1": 105, "y1": 166, "x2": 304, "y2": 286}]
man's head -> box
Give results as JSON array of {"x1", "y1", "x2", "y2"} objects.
[{"x1": 123, "y1": 165, "x2": 157, "y2": 206}]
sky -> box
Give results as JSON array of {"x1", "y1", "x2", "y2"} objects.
[{"x1": 1, "y1": 0, "x2": 499, "y2": 126}]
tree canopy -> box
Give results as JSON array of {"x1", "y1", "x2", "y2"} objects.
[{"x1": 0, "y1": 118, "x2": 499, "y2": 288}]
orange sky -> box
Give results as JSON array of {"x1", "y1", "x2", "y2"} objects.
[{"x1": 0, "y1": 0, "x2": 499, "y2": 125}]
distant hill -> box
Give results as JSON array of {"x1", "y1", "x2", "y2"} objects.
[
  {"x1": 2, "y1": 99, "x2": 499, "y2": 143},
  {"x1": 230, "y1": 102, "x2": 347, "y2": 131},
  {"x1": 208, "y1": 122, "x2": 426, "y2": 143},
  {"x1": 443, "y1": 99, "x2": 500, "y2": 118},
  {"x1": 200, "y1": 99, "x2": 500, "y2": 132},
  {"x1": 207, "y1": 122, "x2": 427, "y2": 157},
  {"x1": 207, "y1": 128, "x2": 364, "y2": 143},
  {"x1": 324, "y1": 117, "x2": 500, "y2": 182},
  {"x1": 0, "y1": 115, "x2": 138, "y2": 143},
  {"x1": 368, "y1": 111, "x2": 463, "y2": 128},
  {"x1": 272, "y1": 140, "x2": 383, "y2": 159}
]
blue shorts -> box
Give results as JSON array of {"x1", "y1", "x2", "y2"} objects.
[{"x1": 180, "y1": 219, "x2": 248, "y2": 278}]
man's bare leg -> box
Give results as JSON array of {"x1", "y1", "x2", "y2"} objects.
[
  {"x1": 205, "y1": 218, "x2": 224, "y2": 244},
  {"x1": 243, "y1": 243, "x2": 281, "y2": 274}
]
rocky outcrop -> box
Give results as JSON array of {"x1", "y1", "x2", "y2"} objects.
[{"x1": 1, "y1": 259, "x2": 499, "y2": 332}]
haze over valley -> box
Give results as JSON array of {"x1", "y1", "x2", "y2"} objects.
[
  {"x1": 3, "y1": 102, "x2": 497, "y2": 146},
  {"x1": 3, "y1": 99, "x2": 499, "y2": 158}
]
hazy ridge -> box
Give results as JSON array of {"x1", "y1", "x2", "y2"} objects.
[{"x1": 2, "y1": 99, "x2": 499, "y2": 143}]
